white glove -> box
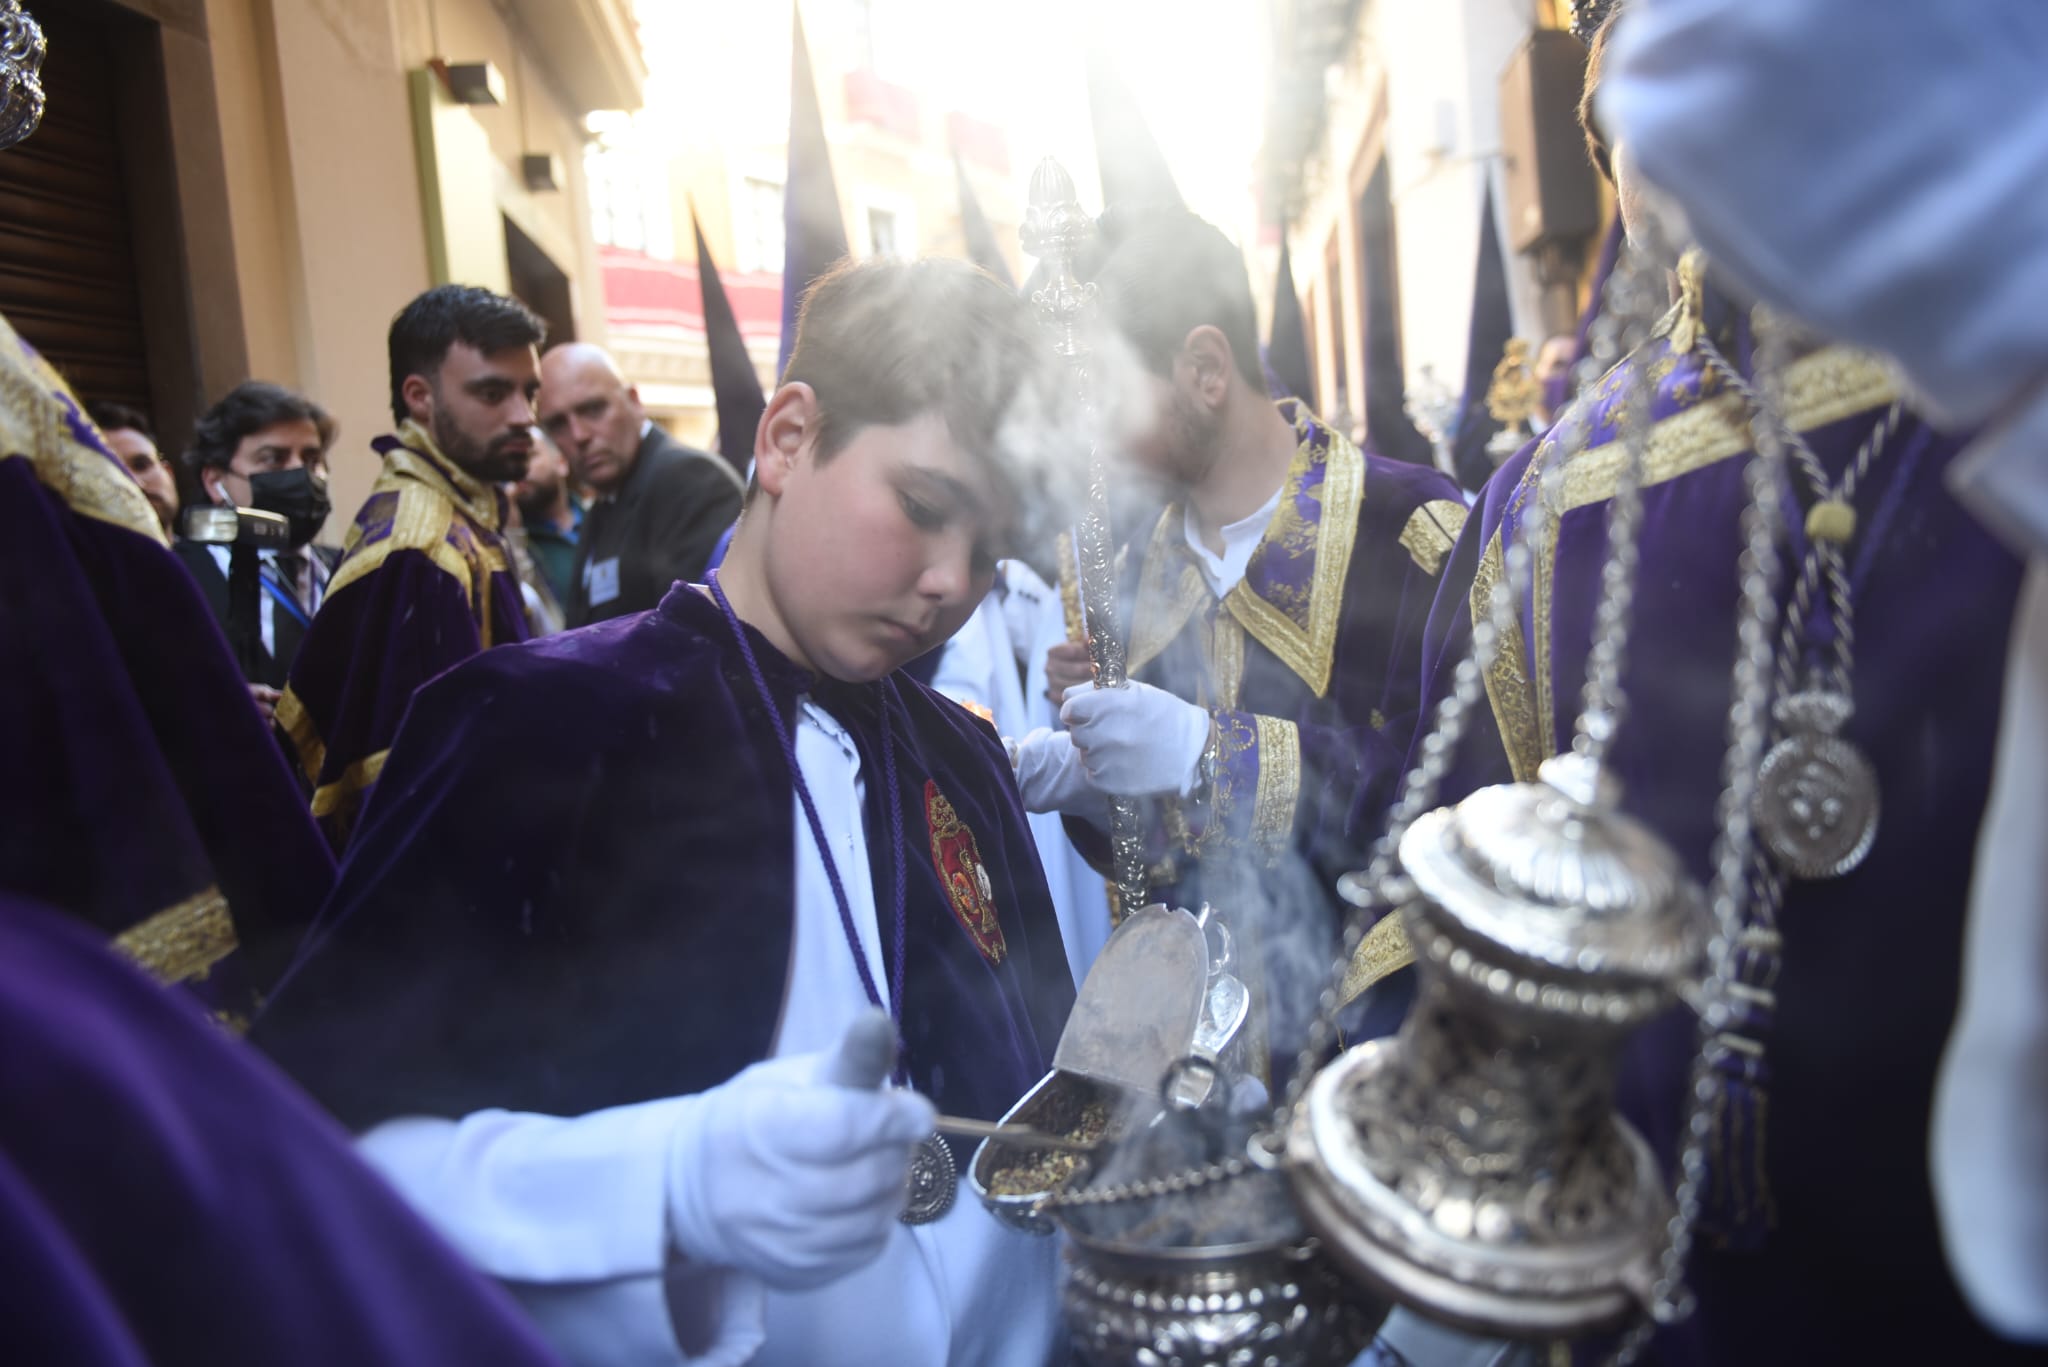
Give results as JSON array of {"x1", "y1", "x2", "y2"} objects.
[
  {"x1": 1009, "y1": 727, "x2": 1105, "y2": 817},
  {"x1": 1059, "y1": 680, "x2": 1212, "y2": 797},
  {"x1": 665, "y1": 1011, "x2": 934, "y2": 1291}
]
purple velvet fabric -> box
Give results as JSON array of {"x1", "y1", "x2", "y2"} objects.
[
  {"x1": 254, "y1": 584, "x2": 1075, "y2": 1145},
  {"x1": 0, "y1": 894, "x2": 562, "y2": 1365},
  {"x1": 0, "y1": 454, "x2": 332, "y2": 999},
  {"x1": 281, "y1": 438, "x2": 529, "y2": 850},
  {"x1": 1411, "y1": 328, "x2": 2033, "y2": 1364},
  {"x1": 1069, "y1": 403, "x2": 1465, "y2": 1062}
]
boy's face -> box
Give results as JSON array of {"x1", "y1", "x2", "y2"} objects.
[{"x1": 764, "y1": 410, "x2": 1005, "y2": 683}]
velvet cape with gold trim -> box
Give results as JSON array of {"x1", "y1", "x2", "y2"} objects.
[
  {"x1": 1067, "y1": 401, "x2": 1466, "y2": 1062},
  {"x1": 1398, "y1": 320, "x2": 2030, "y2": 1367},
  {"x1": 253, "y1": 584, "x2": 1075, "y2": 1147},
  {"x1": 0, "y1": 321, "x2": 331, "y2": 1004},
  {"x1": 277, "y1": 424, "x2": 529, "y2": 850}
]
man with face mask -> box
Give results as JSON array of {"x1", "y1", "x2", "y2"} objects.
[
  {"x1": 276, "y1": 285, "x2": 546, "y2": 849},
  {"x1": 171, "y1": 383, "x2": 339, "y2": 717}
]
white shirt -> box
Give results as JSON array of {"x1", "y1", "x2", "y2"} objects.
[
  {"x1": 1182, "y1": 485, "x2": 1284, "y2": 600},
  {"x1": 356, "y1": 701, "x2": 1058, "y2": 1367},
  {"x1": 205, "y1": 542, "x2": 329, "y2": 660}
]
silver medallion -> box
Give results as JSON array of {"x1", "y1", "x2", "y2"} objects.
[
  {"x1": 902, "y1": 1135, "x2": 957, "y2": 1225},
  {"x1": 1753, "y1": 691, "x2": 1879, "y2": 880}
]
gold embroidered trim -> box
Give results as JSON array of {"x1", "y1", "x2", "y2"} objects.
[
  {"x1": 1211, "y1": 612, "x2": 1247, "y2": 711},
  {"x1": 1533, "y1": 493, "x2": 1560, "y2": 759},
  {"x1": 327, "y1": 434, "x2": 513, "y2": 621},
  {"x1": 1556, "y1": 346, "x2": 1897, "y2": 515},
  {"x1": 1338, "y1": 913, "x2": 1416, "y2": 1006},
  {"x1": 1518, "y1": 346, "x2": 1895, "y2": 750},
  {"x1": 0, "y1": 314, "x2": 165, "y2": 542},
  {"x1": 1127, "y1": 507, "x2": 1208, "y2": 681},
  {"x1": 1397, "y1": 499, "x2": 1469, "y2": 576},
  {"x1": 1224, "y1": 427, "x2": 1366, "y2": 699},
  {"x1": 113, "y1": 886, "x2": 238, "y2": 984},
  {"x1": 1250, "y1": 715, "x2": 1300, "y2": 858},
  {"x1": 310, "y1": 748, "x2": 390, "y2": 819},
  {"x1": 1210, "y1": 711, "x2": 1258, "y2": 846},
  {"x1": 327, "y1": 484, "x2": 459, "y2": 599},
  {"x1": 1055, "y1": 530, "x2": 1085, "y2": 645},
  {"x1": 274, "y1": 685, "x2": 326, "y2": 786},
  {"x1": 1471, "y1": 527, "x2": 1545, "y2": 783},
  {"x1": 393, "y1": 418, "x2": 505, "y2": 530}
]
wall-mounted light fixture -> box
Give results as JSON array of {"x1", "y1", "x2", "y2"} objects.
[
  {"x1": 521, "y1": 152, "x2": 562, "y2": 193},
  {"x1": 430, "y1": 59, "x2": 506, "y2": 106}
]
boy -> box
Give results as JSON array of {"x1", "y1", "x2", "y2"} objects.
[{"x1": 254, "y1": 258, "x2": 1077, "y2": 1367}]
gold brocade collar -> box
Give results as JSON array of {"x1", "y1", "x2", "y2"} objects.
[
  {"x1": 0, "y1": 312, "x2": 165, "y2": 543},
  {"x1": 380, "y1": 419, "x2": 506, "y2": 532},
  {"x1": 1126, "y1": 403, "x2": 1364, "y2": 698}
]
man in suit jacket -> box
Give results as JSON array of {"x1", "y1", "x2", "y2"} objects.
[
  {"x1": 538, "y1": 343, "x2": 744, "y2": 626},
  {"x1": 170, "y1": 382, "x2": 342, "y2": 719}
]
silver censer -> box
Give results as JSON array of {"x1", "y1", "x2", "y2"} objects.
[{"x1": 1287, "y1": 752, "x2": 1705, "y2": 1339}]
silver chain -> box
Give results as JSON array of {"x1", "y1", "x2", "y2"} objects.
[
  {"x1": 1037, "y1": 242, "x2": 1673, "y2": 1230},
  {"x1": 1695, "y1": 338, "x2": 1901, "y2": 699}
]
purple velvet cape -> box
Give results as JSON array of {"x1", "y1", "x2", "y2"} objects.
[
  {"x1": 253, "y1": 584, "x2": 1076, "y2": 1146},
  {"x1": 1409, "y1": 323, "x2": 2033, "y2": 1365},
  {"x1": 0, "y1": 894, "x2": 562, "y2": 1366},
  {"x1": 0, "y1": 333, "x2": 331, "y2": 1004},
  {"x1": 1070, "y1": 402, "x2": 1468, "y2": 1059},
  {"x1": 277, "y1": 433, "x2": 529, "y2": 851}
]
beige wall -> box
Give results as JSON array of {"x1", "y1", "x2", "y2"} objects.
[{"x1": 201, "y1": 0, "x2": 614, "y2": 535}]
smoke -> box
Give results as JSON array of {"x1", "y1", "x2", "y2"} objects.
[{"x1": 988, "y1": 307, "x2": 1170, "y2": 576}]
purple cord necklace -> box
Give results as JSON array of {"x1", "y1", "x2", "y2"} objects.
[
  {"x1": 708, "y1": 572, "x2": 956, "y2": 1224},
  {"x1": 708, "y1": 570, "x2": 909, "y2": 1082}
]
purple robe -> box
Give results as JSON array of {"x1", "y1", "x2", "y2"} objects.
[
  {"x1": 0, "y1": 322, "x2": 331, "y2": 1006},
  {"x1": 1072, "y1": 401, "x2": 1469, "y2": 1060},
  {"x1": 1410, "y1": 317, "x2": 2035, "y2": 1364},
  {"x1": 253, "y1": 584, "x2": 1075, "y2": 1147},
  {"x1": 0, "y1": 894, "x2": 562, "y2": 1366},
  {"x1": 277, "y1": 424, "x2": 529, "y2": 851}
]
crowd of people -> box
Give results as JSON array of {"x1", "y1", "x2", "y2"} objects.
[{"x1": 6, "y1": 1, "x2": 2048, "y2": 1365}]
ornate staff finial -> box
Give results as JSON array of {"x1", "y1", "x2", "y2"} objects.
[
  {"x1": 1021, "y1": 156, "x2": 1147, "y2": 920},
  {"x1": 0, "y1": 2, "x2": 44, "y2": 151}
]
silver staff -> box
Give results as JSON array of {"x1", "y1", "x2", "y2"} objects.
[{"x1": 1020, "y1": 157, "x2": 1147, "y2": 920}]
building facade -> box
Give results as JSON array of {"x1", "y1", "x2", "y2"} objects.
[
  {"x1": 8, "y1": 0, "x2": 644, "y2": 533},
  {"x1": 1261, "y1": 0, "x2": 1609, "y2": 448},
  {"x1": 590, "y1": 0, "x2": 1023, "y2": 454}
]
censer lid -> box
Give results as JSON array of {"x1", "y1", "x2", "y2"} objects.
[
  {"x1": 1053, "y1": 903, "x2": 1209, "y2": 1093},
  {"x1": 1400, "y1": 754, "x2": 1703, "y2": 993}
]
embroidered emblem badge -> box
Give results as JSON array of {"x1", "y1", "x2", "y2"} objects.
[{"x1": 925, "y1": 780, "x2": 1006, "y2": 964}]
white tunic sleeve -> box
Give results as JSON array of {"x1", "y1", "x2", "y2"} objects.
[{"x1": 357, "y1": 1104, "x2": 767, "y2": 1366}]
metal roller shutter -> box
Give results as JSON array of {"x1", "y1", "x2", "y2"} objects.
[{"x1": 0, "y1": 6, "x2": 151, "y2": 412}]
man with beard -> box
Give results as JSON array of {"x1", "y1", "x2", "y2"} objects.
[
  {"x1": 1017, "y1": 210, "x2": 1468, "y2": 1076},
  {"x1": 86, "y1": 401, "x2": 179, "y2": 534},
  {"x1": 277, "y1": 285, "x2": 545, "y2": 848},
  {"x1": 510, "y1": 430, "x2": 582, "y2": 608}
]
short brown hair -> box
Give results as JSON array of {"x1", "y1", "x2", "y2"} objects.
[
  {"x1": 781, "y1": 255, "x2": 1049, "y2": 470},
  {"x1": 1094, "y1": 210, "x2": 1265, "y2": 390},
  {"x1": 1578, "y1": 10, "x2": 1623, "y2": 184}
]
